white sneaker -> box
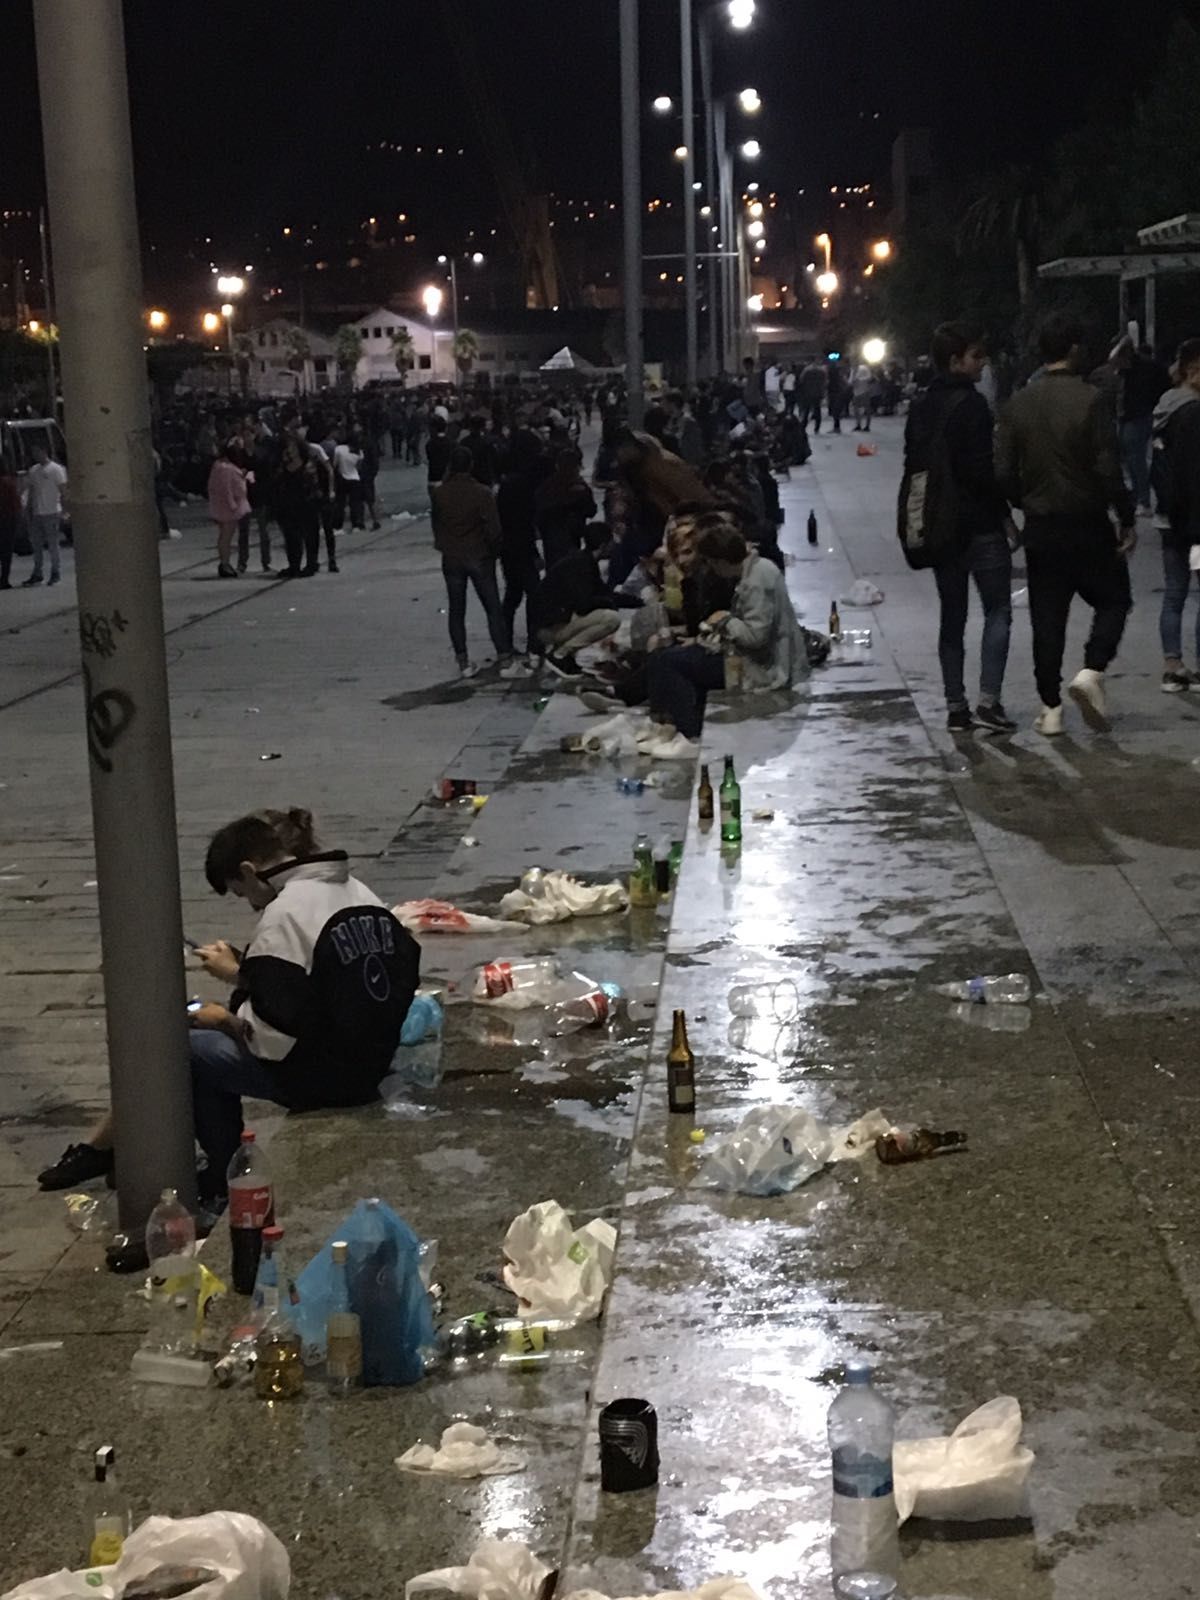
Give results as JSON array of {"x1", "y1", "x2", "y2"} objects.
[
  {"x1": 458, "y1": 662, "x2": 479, "y2": 681},
  {"x1": 167, "y1": 527, "x2": 183, "y2": 540},
  {"x1": 582, "y1": 712, "x2": 644, "y2": 752},
  {"x1": 1068, "y1": 667, "x2": 1108, "y2": 730},
  {"x1": 644, "y1": 731, "x2": 702, "y2": 761},
  {"x1": 1034, "y1": 704, "x2": 1064, "y2": 737},
  {"x1": 498, "y1": 659, "x2": 533, "y2": 680}
]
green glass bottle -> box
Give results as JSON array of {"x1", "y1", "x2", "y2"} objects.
[{"x1": 719, "y1": 755, "x2": 742, "y2": 845}]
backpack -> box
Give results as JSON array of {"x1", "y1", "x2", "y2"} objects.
[
  {"x1": 897, "y1": 388, "x2": 971, "y2": 569},
  {"x1": 1152, "y1": 396, "x2": 1200, "y2": 518}
]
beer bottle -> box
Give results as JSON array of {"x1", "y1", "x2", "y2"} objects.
[
  {"x1": 719, "y1": 755, "x2": 742, "y2": 846},
  {"x1": 807, "y1": 509, "x2": 818, "y2": 546},
  {"x1": 630, "y1": 834, "x2": 656, "y2": 907},
  {"x1": 829, "y1": 599, "x2": 841, "y2": 639},
  {"x1": 697, "y1": 763, "x2": 714, "y2": 823},
  {"x1": 667, "y1": 1009, "x2": 695, "y2": 1114},
  {"x1": 875, "y1": 1128, "x2": 967, "y2": 1165}
]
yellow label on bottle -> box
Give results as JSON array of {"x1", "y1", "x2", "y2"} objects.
[{"x1": 505, "y1": 1324, "x2": 547, "y2": 1357}]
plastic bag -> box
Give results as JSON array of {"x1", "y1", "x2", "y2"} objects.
[
  {"x1": 894, "y1": 1396, "x2": 1035, "y2": 1523},
  {"x1": 393, "y1": 900, "x2": 527, "y2": 936},
  {"x1": 844, "y1": 578, "x2": 884, "y2": 606},
  {"x1": 396, "y1": 1422, "x2": 526, "y2": 1479},
  {"x1": 293, "y1": 1199, "x2": 434, "y2": 1383},
  {"x1": 2, "y1": 1512, "x2": 290, "y2": 1600},
  {"x1": 502, "y1": 1199, "x2": 617, "y2": 1321},
  {"x1": 406, "y1": 1539, "x2": 553, "y2": 1600},
  {"x1": 704, "y1": 1106, "x2": 832, "y2": 1195},
  {"x1": 400, "y1": 994, "x2": 443, "y2": 1046},
  {"x1": 499, "y1": 870, "x2": 629, "y2": 925}
]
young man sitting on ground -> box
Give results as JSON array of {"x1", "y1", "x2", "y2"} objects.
[{"x1": 531, "y1": 522, "x2": 642, "y2": 678}]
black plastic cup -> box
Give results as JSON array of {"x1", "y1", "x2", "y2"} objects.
[{"x1": 599, "y1": 1397, "x2": 659, "y2": 1492}]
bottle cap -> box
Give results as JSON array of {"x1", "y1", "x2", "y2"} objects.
[
  {"x1": 263, "y1": 1225, "x2": 284, "y2": 1242},
  {"x1": 844, "y1": 1359, "x2": 872, "y2": 1386},
  {"x1": 331, "y1": 1239, "x2": 348, "y2": 1262}
]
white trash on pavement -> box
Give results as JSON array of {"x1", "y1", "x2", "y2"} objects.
[
  {"x1": 499, "y1": 869, "x2": 629, "y2": 925},
  {"x1": 894, "y1": 1396, "x2": 1035, "y2": 1523},
  {"x1": 406, "y1": 1539, "x2": 554, "y2": 1600},
  {"x1": 396, "y1": 1422, "x2": 526, "y2": 1479},
  {"x1": 502, "y1": 1199, "x2": 617, "y2": 1320}
]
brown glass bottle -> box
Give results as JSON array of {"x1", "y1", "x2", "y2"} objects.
[
  {"x1": 667, "y1": 1010, "x2": 695, "y2": 1114},
  {"x1": 829, "y1": 600, "x2": 842, "y2": 639},
  {"x1": 875, "y1": 1127, "x2": 966, "y2": 1165},
  {"x1": 697, "y1": 764, "x2": 714, "y2": 823}
]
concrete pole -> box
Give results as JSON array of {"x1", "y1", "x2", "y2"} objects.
[
  {"x1": 698, "y1": 19, "x2": 720, "y2": 376},
  {"x1": 38, "y1": 208, "x2": 56, "y2": 414},
  {"x1": 33, "y1": 0, "x2": 196, "y2": 1235},
  {"x1": 1144, "y1": 274, "x2": 1157, "y2": 352},
  {"x1": 620, "y1": 0, "x2": 645, "y2": 426},
  {"x1": 450, "y1": 257, "x2": 461, "y2": 389},
  {"x1": 680, "y1": 0, "x2": 698, "y2": 390}
]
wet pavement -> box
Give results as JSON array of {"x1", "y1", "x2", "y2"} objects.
[{"x1": 4, "y1": 425, "x2": 1200, "y2": 1598}]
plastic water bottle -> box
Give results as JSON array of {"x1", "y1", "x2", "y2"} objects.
[
  {"x1": 470, "y1": 957, "x2": 559, "y2": 1000},
  {"x1": 546, "y1": 975, "x2": 616, "y2": 1036},
  {"x1": 828, "y1": 1361, "x2": 899, "y2": 1598},
  {"x1": 728, "y1": 979, "x2": 801, "y2": 1021},
  {"x1": 616, "y1": 777, "x2": 646, "y2": 795},
  {"x1": 144, "y1": 1188, "x2": 198, "y2": 1354},
  {"x1": 936, "y1": 973, "x2": 1031, "y2": 1005}
]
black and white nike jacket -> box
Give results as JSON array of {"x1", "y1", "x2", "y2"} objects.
[{"x1": 230, "y1": 854, "x2": 420, "y2": 1110}]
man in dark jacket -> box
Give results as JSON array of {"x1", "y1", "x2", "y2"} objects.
[
  {"x1": 996, "y1": 312, "x2": 1136, "y2": 734},
  {"x1": 530, "y1": 523, "x2": 639, "y2": 676},
  {"x1": 1157, "y1": 337, "x2": 1200, "y2": 690},
  {"x1": 904, "y1": 323, "x2": 1015, "y2": 733},
  {"x1": 431, "y1": 447, "x2": 519, "y2": 677}
]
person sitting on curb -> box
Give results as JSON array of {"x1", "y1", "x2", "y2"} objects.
[
  {"x1": 530, "y1": 523, "x2": 642, "y2": 678},
  {"x1": 37, "y1": 807, "x2": 420, "y2": 1206}
]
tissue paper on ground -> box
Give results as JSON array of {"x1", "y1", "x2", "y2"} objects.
[
  {"x1": 406, "y1": 1540, "x2": 554, "y2": 1600},
  {"x1": 894, "y1": 1395, "x2": 1034, "y2": 1523},
  {"x1": 502, "y1": 1199, "x2": 617, "y2": 1320},
  {"x1": 396, "y1": 1422, "x2": 526, "y2": 1479},
  {"x1": 394, "y1": 900, "x2": 527, "y2": 936},
  {"x1": 499, "y1": 870, "x2": 629, "y2": 926}
]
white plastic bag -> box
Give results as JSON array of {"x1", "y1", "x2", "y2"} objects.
[
  {"x1": 499, "y1": 870, "x2": 629, "y2": 925},
  {"x1": 502, "y1": 1199, "x2": 617, "y2": 1320},
  {"x1": 2, "y1": 1513, "x2": 290, "y2": 1600},
  {"x1": 396, "y1": 1422, "x2": 526, "y2": 1479},
  {"x1": 894, "y1": 1396, "x2": 1035, "y2": 1523},
  {"x1": 406, "y1": 1539, "x2": 553, "y2": 1600},
  {"x1": 844, "y1": 578, "x2": 884, "y2": 606},
  {"x1": 704, "y1": 1106, "x2": 832, "y2": 1195},
  {"x1": 393, "y1": 900, "x2": 527, "y2": 936}
]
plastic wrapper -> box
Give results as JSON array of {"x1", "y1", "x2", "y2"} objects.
[
  {"x1": 406, "y1": 1540, "x2": 553, "y2": 1600},
  {"x1": 393, "y1": 900, "x2": 527, "y2": 936},
  {"x1": 894, "y1": 1396, "x2": 1035, "y2": 1524},
  {"x1": 843, "y1": 578, "x2": 884, "y2": 606},
  {"x1": 502, "y1": 1199, "x2": 617, "y2": 1321},
  {"x1": 396, "y1": 1422, "x2": 526, "y2": 1479},
  {"x1": 499, "y1": 870, "x2": 629, "y2": 926},
  {"x1": 704, "y1": 1106, "x2": 833, "y2": 1195}
]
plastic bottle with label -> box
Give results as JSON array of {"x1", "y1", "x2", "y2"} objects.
[
  {"x1": 470, "y1": 957, "x2": 560, "y2": 1000},
  {"x1": 144, "y1": 1188, "x2": 198, "y2": 1354},
  {"x1": 326, "y1": 1239, "x2": 363, "y2": 1394},
  {"x1": 828, "y1": 1361, "x2": 899, "y2": 1598},
  {"x1": 935, "y1": 973, "x2": 1031, "y2": 1005},
  {"x1": 227, "y1": 1130, "x2": 274, "y2": 1295}
]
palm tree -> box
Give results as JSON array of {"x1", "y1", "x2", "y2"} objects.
[
  {"x1": 452, "y1": 328, "x2": 479, "y2": 379},
  {"x1": 335, "y1": 324, "x2": 364, "y2": 390},
  {"x1": 391, "y1": 325, "x2": 415, "y2": 378},
  {"x1": 233, "y1": 331, "x2": 255, "y2": 397},
  {"x1": 957, "y1": 165, "x2": 1042, "y2": 312}
]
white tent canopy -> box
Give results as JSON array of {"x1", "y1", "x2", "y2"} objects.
[{"x1": 540, "y1": 346, "x2": 598, "y2": 373}]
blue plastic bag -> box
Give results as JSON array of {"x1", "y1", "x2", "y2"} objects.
[
  {"x1": 294, "y1": 1198, "x2": 435, "y2": 1385},
  {"x1": 400, "y1": 993, "x2": 443, "y2": 1046}
]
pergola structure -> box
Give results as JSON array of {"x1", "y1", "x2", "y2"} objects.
[{"x1": 1038, "y1": 215, "x2": 1200, "y2": 347}]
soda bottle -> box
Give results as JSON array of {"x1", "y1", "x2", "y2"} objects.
[
  {"x1": 326, "y1": 1240, "x2": 362, "y2": 1395},
  {"x1": 254, "y1": 1228, "x2": 304, "y2": 1400},
  {"x1": 936, "y1": 973, "x2": 1030, "y2": 1005},
  {"x1": 86, "y1": 1445, "x2": 131, "y2": 1568},
  {"x1": 697, "y1": 764, "x2": 715, "y2": 823},
  {"x1": 144, "y1": 1188, "x2": 198, "y2": 1355},
  {"x1": 227, "y1": 1129, "x2": 274, "y2": 1295},
  {"x1": 719, "y1": 755, "x2": 742, "y2": 846},
  {"x1": 630, "y1": 834, "x2": 656, "y2": 907},
  {"x1": 654, "y1": 837, "x2": 673, "y2": 898},
  {"x1": 668, "y1": 840, "x2": 684, "y2": 886},
  {"x1": 875, "y1": 1127, "x2": 967, "y2": 1164},
  {"x1": 807, "y1": 509, "x2": 819, "y2": 546},
  {"x1": 829, "y1": 600, "x2": 842, "y2": 639},
  {"x1": 828, "y1": 1361, "x2": 899, "y2": 1597},
  {"x1": 470, "y1": 957, "x2": 559, "y2": 1000},
  {"x1": 667, "y1": 1009, "x2": 696, "y2": 1114},
  {"x1": 545, "y1": 975, "x2": 613, "y2": 1036}
]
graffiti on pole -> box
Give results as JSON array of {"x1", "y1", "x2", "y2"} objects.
[
  {"x1": 82, "y1": 662, "x2": 136, "y2": 774},
  {"x1": 79, "y1": 608, "x2": 130, "y2": 660}
]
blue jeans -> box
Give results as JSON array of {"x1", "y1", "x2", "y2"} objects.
[
  {"x1": 933, "y1": 530, "x2": 1013, "y2": 709},
  {"x1": 1160, "y1": 542, "x2": 1200, "y2": 663},
  {"x1": 442, "y1": 556, "x2": 511, "y2": 662},
  {"x1": 190, "y1": 1029, "x2": 293, "y2": 1195},
  {"x1": 647, "y1": 643, "x2": 726, "y2": 739},
  {"x1": 1121, "y1": 417, "x2": 1153, "y2": 508}
]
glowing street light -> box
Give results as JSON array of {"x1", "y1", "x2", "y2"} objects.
[
  {"x1": 652, "y1": 95, "x2": 674, "y2": 113},
  {"x1": 748, "y1": 201, "x2": 764, "y2": 219},
  {"x1": 740, "y1": 139, "x2": 761, "y2": 159},
  {"x1": 28, "y1": 319, "x2": 41, "y2": 334},
  {"x1": 739, "y1": 88, "x2": 762, "y2": 114},
  {"x1": 728, "y1": 0, "x2": 755, "y2": 29},
  {"x1": 674, "y1": 145, "x2": 689, "y2": 162},
  {"x1": 747, "y1": 293, "x2": 764, "y2": 313},
  {"x1": 753, "y1": 238, "x2": 766, "y2": 254},
  {"x1": 815, "y1": 270, "x2": 839, "y2": 297},
  {"x1": 470, "y1": 251, "x2": 485, "y2": 265},
  {"x1": 422, "y1": 284, "x2": 444, "y2": 319},
  {"x1": 215, "y1": 274, "x2": 245, "y2": 297},
  {"x1": 202, "y1": 311, "x2": 221, "y2": 335},
  {"x1": 871, "y1": 239, "x2": 893, "y2": 262},
  {"x1": 147, "y1": 309, "x2": 168, "y2": 331},
  {"x1": 862, "y1": 337, "x2": 888, "y2": 365},
  {"x1": 747, "y1": 220, "x2": 765, "y2": 239}
]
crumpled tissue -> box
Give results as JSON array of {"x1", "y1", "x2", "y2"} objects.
[
  {"x1": 579, "y1": 713, "x2": 656, "y2": 757},
  {"x1": 827, "y1": 1107, "x2": 892, "y2": 1160},
  {"x1": 565, "y1": 1581, "x2": 762, "y2": 1600},
  {"x1": 394, "y1": 899, "x2": 528, "y2": 936},
  {"x1": 894, "y1": 1396, "x2": 1035, "y2": 1523},
  {"x1": 396, "y1": 1422, "x2": 526, "y2": 1479},
  {"x1": 844, "y1": 578, "x2": 884, "y2": 606},
  {"x1": 503, "y1": 1199, "x2": 617, "y2": 1320},
  {"x1": 499, "y1": 869, "x2": 629, "y2": 925},
  {"x1": 705, "y1": 1106, "x2": 894, "y2": 1194},
  {"x1": 406, "y1": 1539, "x2": 554, "y2": 1600}
]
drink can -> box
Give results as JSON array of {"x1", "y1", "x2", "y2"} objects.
[{"x1": 434, "y1": 778, "x2": 477, "y2": 802}]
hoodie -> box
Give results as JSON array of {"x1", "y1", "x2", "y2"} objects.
[{"x1": 231, "y1": 854, "x2": 420, "y2": 1109}]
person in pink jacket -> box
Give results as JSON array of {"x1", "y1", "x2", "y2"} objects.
[{"x1": 207, "y1": 442, "x2": 251, "y2": 578}]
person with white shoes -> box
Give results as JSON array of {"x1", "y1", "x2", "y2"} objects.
[
  {"x1": 431, "y1": 446, "x2": 522, "y2": 679},
  {"x1": 22, "y1": 444, "x2": 68, "y2": 587},
  {"x1": 996, "y1": 313, "x2": 1136, "y2": 735},
  {"x1": 1152, "y1": 337, "x2": 1200, "y2": 692}
]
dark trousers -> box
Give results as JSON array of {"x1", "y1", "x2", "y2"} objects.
[
  {"x1": 319, "y1": 500, "x2": 337, "y2": 570},
  {"x1": 0, "y1": 519, "x2": 14, "y2": 585},
  {"x1": 190, "y1": 1030, "x2": 292, "y2": 1197},
  {"x1": 501, "y1": 545, "x2": 541, "y2": 651},
  {"x1": 237, "y1": 505, "x2": 272, "y2": 569},
  {"x1": 1025, "y1": 519, "x2": 1132, "y2": 707},
  {"x1": 335, "y1": 478, "x2": 366, "y2": 530},
  {"x1": 800, "y1": 398, "x2": 822, "y2": 431},
  {"x1": 933, "y1": 530, "x2": 1012, "y2": 709},
  {"x1": 442, "y1": 555, "x2": 512, "y2": 661},
  {"x1": 647, "y1": 643, "x2": 726, "y2": 740},
  {"x1": 279, "y1": 506, "x2": 320, "y2": 573}
]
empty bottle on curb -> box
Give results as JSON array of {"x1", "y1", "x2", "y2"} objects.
[
  {"x1": 144, "y1": 1188, "x2": 198, "y2": 1354},
  {"x1": 697, "y1": 764, "x2": 715, "y2": 823},
  {"x1": 724, "y1": 637, "x2": 744, "y2": 694},
  {"x1": 87, "y1": 1445, "x2": 131, "y2": 1568},
  {"x1": 630, "y1": 835, "x2": 657, "y2": 907},
  {"x1": 829, "y1": 1361, "x2": 899, "y2": 1598},
  {"x1": 936, "y1": 973, "x2": 1030, "y2": 1005},
  {"x1": 227, "y1": 1130, "x2": 274, "y2": 1295},
  {"x1": 829, "y1": 600, "x2": 842, "y2": 640},
  {"x1": 807, "y1": 509, "x2": 819, "y2": 546},
  {"x1": 728, "y1": 980, "x2": 801, "y2": 1021},
  {"x1": 719, "y1": 756, "x2": 742, "y2": 846},
  {"x1": 546, "y1": 976, "x2": 615, "y2": 1035},
  {"x1": 876, "y1": 1127, "x2": 967, "y2": 1165},
  {"x1": 254, "y1": 1227, "x2": 304, "y2": 1400},
  {"x1": 326, "y1": 1240, "x2": 363, "y2": 1394},
  {"x1": 470, "y1": 957, "x2": 559, "y2": 1000},
  {"x1": 654, "y1": 838, "x2": 673, "y2": 898},
  {"x1": 667, "y1": 1009, "x2": 696, "y2": 1113}
]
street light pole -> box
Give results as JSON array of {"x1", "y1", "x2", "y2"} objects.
[
  {"x1": 449, "y1": 258, "x2": 460, "y2": 388},
  {"x1": 38, "y1": 207, "x2": 56, "y2": 414},
  {"x1": 33, "y1": 0, "x2": 195, "y2": 1236},
  {"x1": 619, "y1": 0, "x2": 645, "y2": 426},
  {"x1": 680, "y1": 0, "x2": 698, "y2": 390},
  {"x1": 698, "y1": 15, "x2": 720, "y2": 376}
]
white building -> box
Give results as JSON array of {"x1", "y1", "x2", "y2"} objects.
[
  {"x1": 246, "y1": 317, "x2": 339, "y2": 396},
  {"x1": 351, "y1": 309, "x2": 445, "y2": 388}
]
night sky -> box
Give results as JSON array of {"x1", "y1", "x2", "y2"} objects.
[{"x1": 0, "y1": 1, "x2": 1190, "y2": 272}]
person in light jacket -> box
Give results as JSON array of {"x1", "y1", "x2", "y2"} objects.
[
  {"x1": 643, "y1": 522, "x2": 809, "y2": 758},
  {"x1": 207, "y1": 440, "x2": 251, "y2": 578}
]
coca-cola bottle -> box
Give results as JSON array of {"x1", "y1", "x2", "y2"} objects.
[
  {"x1": 227, "y1": 1130, "x2": 274, "y2": 1295},
  {"x1": 469, "y1": 957, "x2": 559, "y2": 1000}
]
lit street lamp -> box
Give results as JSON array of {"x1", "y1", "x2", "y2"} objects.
[
  {"x1": 728, "y1": 0, "x2": 755, "y2": 28},
  {"x1": 747, "y1": 219, "x2": 764, "y2": 239},
  {"x1": 422, "y1": 284, "x2": 444, "y2": 319},
  {"x1": 747, "y1": 293, "x2": 764, "y2": 313},
  {"x1": 147, "y1": 309, "x2": 167, "y2": 332},
  {"x1": 436, "y1": 251, "x2": 485, "y2": 388},
  {"x1": 815, "y1": 270, "x2": 839, "y2": 297},
  {"x1": 201, "y1": 311, "x2": 221, "y2": 338},
  {"x1": 652, "y1": 95, "x2": 674, "y2": 113},
  {"x1": 871, "y1": 239, "x2": 893, "y2": 262},
  {"x1": 674, "y1": 144, "x2": 689, "y2": 161},
  {"x1": 862, "y1": 337, "x2": 888, "y2": 365},
  {"x1": 215, "y1": 273, "x2": 245, "y2": 354},
  {"x1": 738, "y1": 87, "x2": 761, "y2": 113},
  {"x1": 740, "y1": 139, "x2": 761, "y2": 159}
]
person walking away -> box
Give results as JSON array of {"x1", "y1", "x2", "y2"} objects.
[
  {"x1": 496, "y1": 429, "x2": 545, "y2": 656},
  {"x1": 304, "y1": 437, "x2": 338, "y2": 573},
  {"x1": 530, "y1": 523, "x2": 639, "y2": 676},
  {"x1": 426, "y1": 414, "x2": 451, "y2": 497},
  {"x1": 333, "y1": 431, "x2": 366, "y2": 531},
  {"x1": 359, "y1": 432, "x2": 383, "y2": 529},
  {"x1": 741, "y1": 356, "x2": 764, "y2": 414},
  {"x1": 535, "y1": 446, "x2": 597, "y2": 568},
  {"x1": 274, "y1": 436, "x2": 323, "y2": 577},
  {"x1": 1118, "y1": 342, "x2": 1169, "y2": 515},
  {"x1": 0, "y1": 457, "x2": 20, "y2": 589},
  {"x1": 240, "y1": 424, "x2": 277, "y2": 574},
  {"x1": 388, "y1": 395, "x2": 406, "y2": 459},
  {"x1": 782, "y1": 364, "x2": 798, "y2": 415},
  {"x1": 207, "y1": 442, "x2": 250, "y2": 579},
  {"x1": 22, "y1": 444, "x2": 68, "y2": 587},
  {"x1": 405, "y1": 402, "x2": 425, "y2": 466},
  {"x1": 432, "y1": 445, "x2": 522, "y2": 678},
  {"x1": 463, "y1": 415, "x2": 500, "y2": 488},
  {"x1": 996, "y1": 312, "x2": 1136, "y2": 734},
  {"x1": 1154, "y1": 338, "x2": 1200, "y2": 690},
  {"x1": 904, "y1": 323, "x2": 1016, "y2": 733},
  {"x1": 851, "y1": 363, "x2": 875, "y2": 431},
  {"x1": 797, "y1": 359, "x2": 827, "y2": 432},
  {"x1": 827, "y1": 361, "x2": 850, "y2": 432}
]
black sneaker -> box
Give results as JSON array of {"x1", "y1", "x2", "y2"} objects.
[
  {"x1": 1162, "y1": 669, "x2": 1195, "y2": 693},
  {"x1": 946, "y1": 706, "x2": 973, "y2": 732},
  {"x1": 37, "y1": 1142, "x2": 115, "y2": 1191},
  {"x1": 544, "y1": 651, "x2": 583, "y2": 680},
  {"x1": 974, "y1": 702, "x2": 1017, "y2": 733},
  {"x1": 22, "y1": 574, "x2": 44, "y2": 587}
]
